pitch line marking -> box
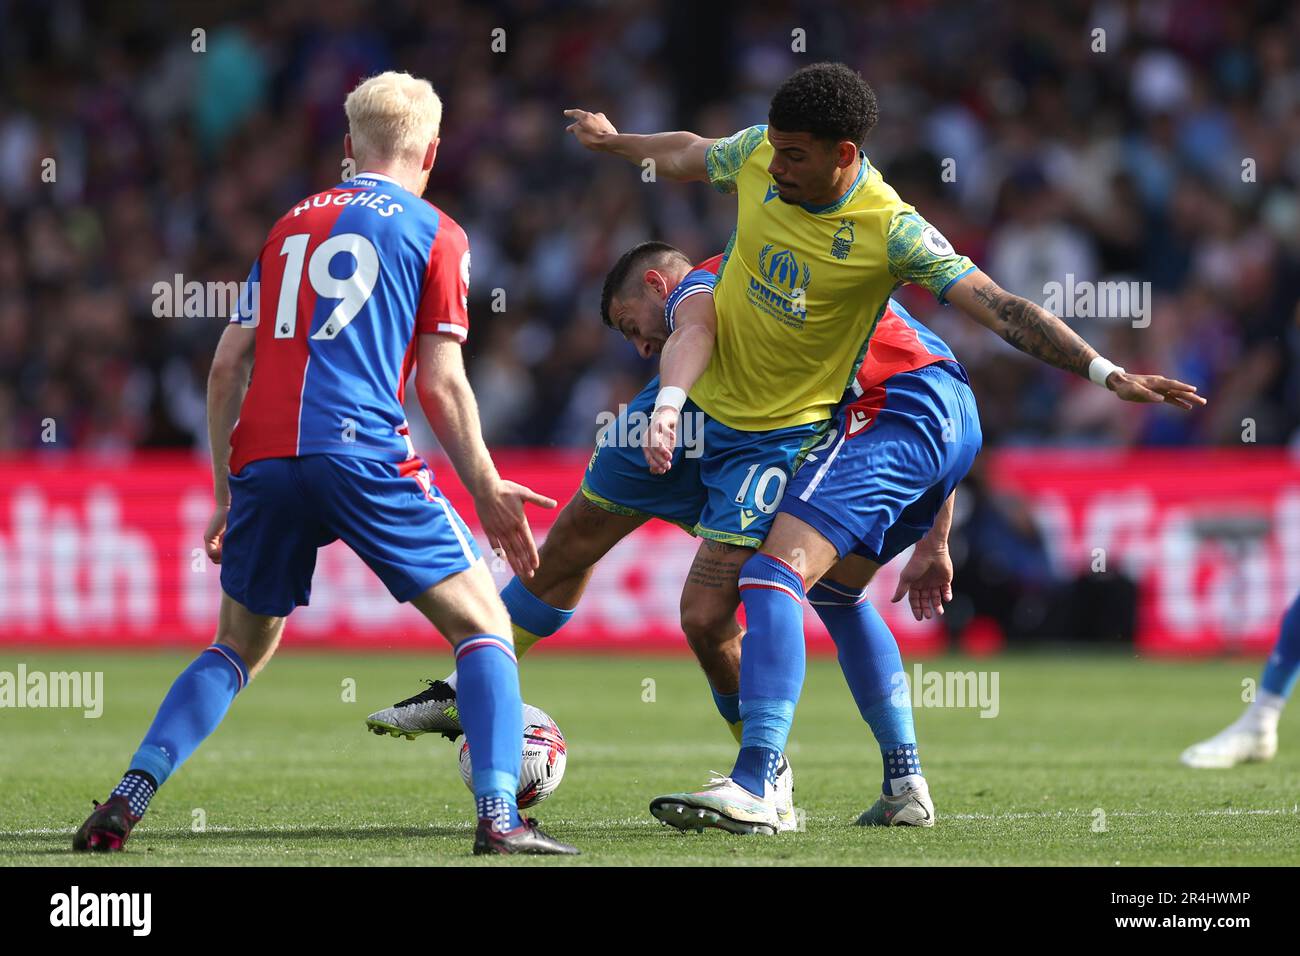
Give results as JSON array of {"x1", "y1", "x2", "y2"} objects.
[{"x1": 3, "y1": 806, "x2": 1298, "y2": 838}]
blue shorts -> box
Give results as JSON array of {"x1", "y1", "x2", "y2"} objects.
[
  {"x1": 781, "y1": 362, "x2": 982, "y2": 564},
  {"x1": 581, "y1": 376, "x2": 827, "y2": 548},
  {"x1": 221, "y1": 454, "x2": 480, "y2": 617}
]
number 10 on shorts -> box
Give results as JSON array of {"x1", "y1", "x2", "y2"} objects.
[{"x1": 734, "y1": 463, "x2": 787, "y2": 515}]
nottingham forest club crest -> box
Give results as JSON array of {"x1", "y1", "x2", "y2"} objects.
[{"x1": 831, "y1": 219, "x2": 855, "y2": 260}]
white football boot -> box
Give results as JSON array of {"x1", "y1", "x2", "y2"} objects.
[
  {"x1": 855, "y1": 778, "x2": 936, "y2": 827},
  {"x1": 1180, "y1": 712, "x2": 1279, "y2": 769},
  {"x1": 774, "y1": 754, "x2": 799, "y2": 832},
  {"x1": 650, "y1": 775, "x2": 780, "y2": 836}
]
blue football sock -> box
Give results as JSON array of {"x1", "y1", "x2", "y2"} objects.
[
  {"x1": 500, "y1": 576, "x2": 575, "y2": 638},
  {"x1": 454, "y1": 635, "x2": 523, "y2": 831},
  {"x1": 1261, "y1": 592, "x2": 1300, "y2": 700},
  {"x1": 810, "y1": 580, "x2": 922, "y2": 795},
  {"x1": 733, "y1": 554, "x2": 806, "y2": 796},
  {"x1": 710, "y1": 686, "x2": 741, "y2": 725},
  {"x1": 710, "y1": 685, "x2": 744, "y2": 744},
  {"x1": 127, "y1": 643, "x2": 249, "y2": 791}
]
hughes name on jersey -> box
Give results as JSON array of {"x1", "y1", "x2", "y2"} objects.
[{"x1": 228, "y1": 172, "x2": 469, "y2": 473}]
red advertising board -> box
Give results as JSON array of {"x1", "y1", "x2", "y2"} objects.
[{"x1": 0, "y1": 450, "x2": 1294, "y2": 655}]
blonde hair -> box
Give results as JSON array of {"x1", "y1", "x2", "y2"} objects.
[{"x1": 344, "y1": 71, "x2": 442, "y2": 165}]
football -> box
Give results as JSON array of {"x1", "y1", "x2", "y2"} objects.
[{"x1": 458, "y1": 703, "x2": 567, "y2": 809}]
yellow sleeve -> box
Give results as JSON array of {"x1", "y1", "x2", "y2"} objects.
[
  {"x1": 886, "y1": 210, "x2": 976, "y2": 303},
  {"x1": 705, "y1": 125, "x2": 767, "y2": 194}
]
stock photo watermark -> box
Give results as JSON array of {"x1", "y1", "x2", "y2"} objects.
[
  {"x1": 1042, "y1": 274, "x2": 1151, "y2": 328},
  {"x1": 152, "y1": 275, "x2": 258, "y2": 322},
  {"x1": 595, "y1": 406, "x2": 706, "y2": 458},
  {"x1": 49, "y1": 886, "x2": 151, "y2": 936},
  {"x1": 891, "y1": 663, "x2": 999, "y2": 718},
  {"x1": 0, "y1": 665, "x2": 103, "y2": 718}
]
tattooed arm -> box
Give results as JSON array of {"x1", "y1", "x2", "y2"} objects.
[
  {"x1": 945, "y1": 270, "x2": 1205, "y2": 409},
  {"x1": 947, "y1": 271, "x2": 1095, "y2": 376}
]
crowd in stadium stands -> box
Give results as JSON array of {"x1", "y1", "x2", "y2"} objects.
[{"x1": 2, "y1": 0, "x2": 1298, "y2": 459}]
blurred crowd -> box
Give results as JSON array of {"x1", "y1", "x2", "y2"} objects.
[{"x1": 2, "y1": 0, "x2": 1299, "y2": 456}]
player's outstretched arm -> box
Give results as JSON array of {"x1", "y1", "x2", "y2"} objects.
[
  {"x1": 204, "y1": 323, "x2": 256, "y2": 564},
  {"x1": 646, "y1": 293, "x2": 717, "y2": 474},
  {"x1": 563, "y1": 108, "x2": 712, "y2": 182},
  {"x1": 945, "y1": 270, "x2": 1206, "y2": 409},
  {"x1": 415, "y1": 334, "x2": 557, "y2": 578}
]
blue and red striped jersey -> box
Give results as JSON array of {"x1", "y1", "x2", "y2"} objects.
[
  {"x1": 228, "y1": 172, "x2": 470, "y2": 473},
  {"x1": 853, "y1": 297, "x2": 966, "y2": 394}
]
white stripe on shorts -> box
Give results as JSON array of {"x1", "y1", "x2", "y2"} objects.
[
  {"x1": 434, "y1": 494, "x2": 477, "y2": 564},
  {"x1": 797, "y1": 427, "x2": 847, "y2": 501}
]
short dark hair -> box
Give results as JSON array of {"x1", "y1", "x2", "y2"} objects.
[
  {"x1": 599, "y1": 241, "x2": 690, "y2": 328},
  {"x1": 768, "y1": 62, "x2": 878, "y2": 147}
]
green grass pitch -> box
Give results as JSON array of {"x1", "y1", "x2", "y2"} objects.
[{"x1": 1, "y1": 651, "x2": 1297, "y2": 866}]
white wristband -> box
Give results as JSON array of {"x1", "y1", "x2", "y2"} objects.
[
  {"x1": 1088, "y1": 356, "x2": 1124, "y2": 389},
  {"x1": 655, "y1": 386, "x2": 687, "y2": 412}
]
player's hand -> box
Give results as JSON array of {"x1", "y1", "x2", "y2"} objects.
[
  {"x1": 890, "y1": 545, "x2": 954, "y2": 621},
  {"x1": 1107, "y1": 372, "x2": 1206, "y2": 410},
  {"x1": 563, "y1": 108, "x2": 618, "y2": 150},
  {"x1": 204, "y1": 504, "x2": 229, "y2": 565},
  {"x1": 645, "y1": 406, "x2": 678, "y2": 474},
  {"x1": 473, "y1": 479, "x2": 558, "y2": 579}
]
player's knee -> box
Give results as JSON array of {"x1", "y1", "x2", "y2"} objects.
[
  {"x1": 447, "y1": 601, "x2": 512, "y2": 646},
  {"x1": 679, "y1": 601, "x2": 734, "y2": 650},
  {"x1": 213, "y1": 628, "x2": 278, "y2": 680},
  {"x1": 824, "y1": 555, "x2": 879, "y2": 591},
  {"x1": 213, "y1": 597, "x2": 282, "y2": 679}
]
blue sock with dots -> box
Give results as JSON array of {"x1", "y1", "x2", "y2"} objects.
[
  {"x1": 476, "y1": 795, "x2": 518, "y2": 833},
  {"x1": 882, "y1": 744, "x2": 924, "y2": 796},
  {"x1": 110, "y1": 771, "x2": 157, "y2": 818}
]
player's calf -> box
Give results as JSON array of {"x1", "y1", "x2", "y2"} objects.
[{"x1": 73, "y1": 635, "x2": 255, "y2": 853}]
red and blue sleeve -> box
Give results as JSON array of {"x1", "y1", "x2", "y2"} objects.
[
  {"x1": 664, "y1": 260, "x2": 720, "y2": 333},
  {"x1": 416, "y1": 217, "x2": 471, "y2": 342},
  {"x1": 229, "y1": 259, "x2": 262, "y2": 326},
  {"x1": 665, "y1": 267, "x2": 717, "y2": 335}
]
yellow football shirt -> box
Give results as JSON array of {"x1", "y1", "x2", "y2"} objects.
[{"x1": 692, "y1": 124, "x2": 975, "y2": 431}]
